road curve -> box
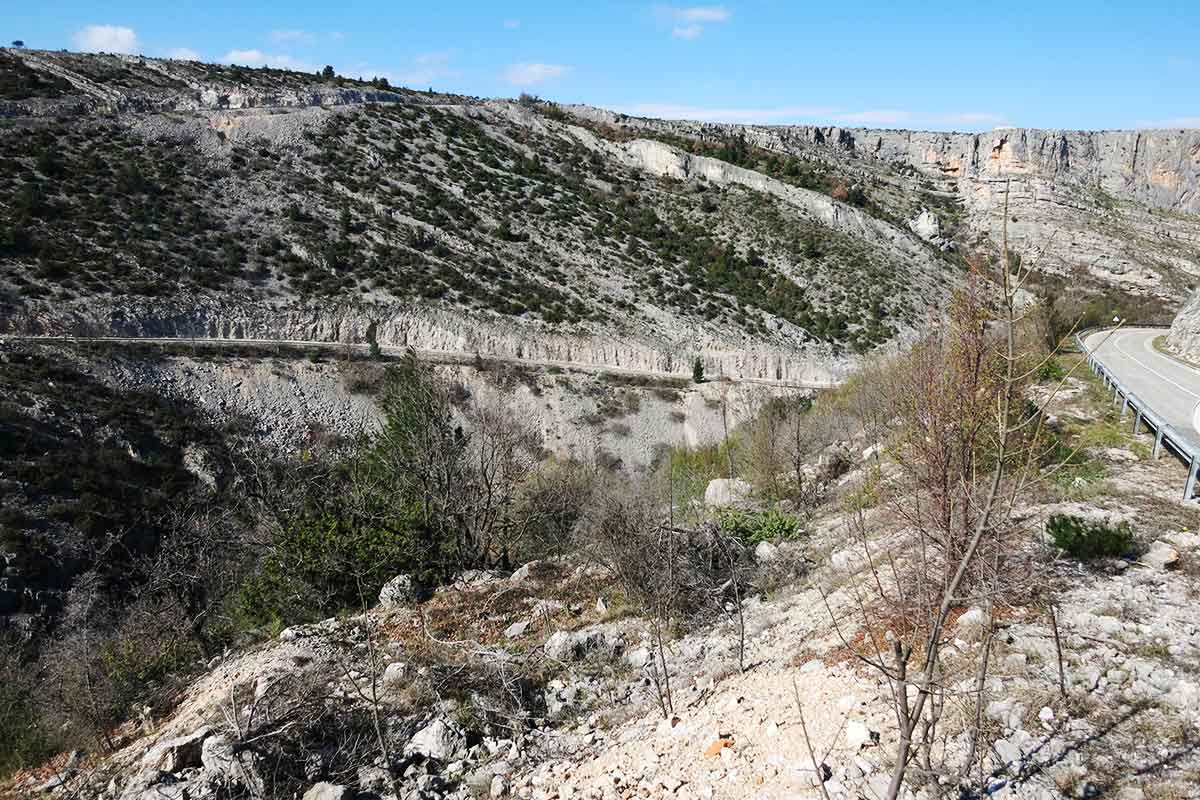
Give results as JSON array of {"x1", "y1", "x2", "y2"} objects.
[
  {"x1": 0, "y1": 335, "x2": 837, "y2": 391},
  {"x1": 1083, "y1": 327, "x2": 1200, "y2": 451}
]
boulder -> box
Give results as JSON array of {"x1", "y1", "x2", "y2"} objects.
[
  {"x1": 908, "y1": 208, "x2": 941, "y2": 242},
  {"x1": 378, "y1": 574, "x2": 421, "y2": 607},
  {"x1": 201, "y1": 734, "x2": 264, "y2": 796},
  {"x1": 754, "y1": 540, "x2": 779, "y2": 563},
  {"x1": 357, "y1": 766, "x2": 392, "y2": 794},
  {"x1": 406, "y1": 717, "x2": 468, "y2": 761},
  {"x1": 845, "y1": 720, "x2": 878, "y2": 750},
  {"x1": 455, "y1": 569, "x2": 503, "y2": 587},
  {"x1": 302, "y1": 783, "x2": 351, "y2": 800},
  {"x1": 956, "y1": 607, "x2": 991, "y2": 641},
  {"x1": 509, "y1": 560, "x2": 543, "y2": 582},
  {"x1": 544, "y1": 630, "x2": 577, "y2": 661},
  {"x1": 504, "y1": 620, "x2": 530, "y2": 639},
  {"x1": 1142, "y1": 541, "x2": 1180, "y2": 570},
  {"x1": 382, "y1": 661, "x2": 408, "y2": 685},
  {"x1": 625, "y1": 646, "x2": 653, "y2": 669},
  {"x1": 141, "y1": 726, "x2": 211, "y2": 772},
  {"x1": 704, "y1": 478, "x2": 753, "y2": 508},
  {"x1": 116, "y1": 769, "x2": 177, "y2": 800}
]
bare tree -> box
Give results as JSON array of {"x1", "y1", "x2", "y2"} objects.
[
  {"x1": 818, "y1": 189, "x2": 1081, "y2": 798},
  {"x1": 578, "y1": 476, "x2": 751, "y2": 717}
]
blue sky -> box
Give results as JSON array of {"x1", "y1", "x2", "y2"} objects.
[{"x1": 8, "y1": 1, "x2": 1200, "y2": 131}]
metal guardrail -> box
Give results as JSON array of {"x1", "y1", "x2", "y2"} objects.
[{"x1": 1075, "y1": 328, "x2": 1199, "y2": 501}]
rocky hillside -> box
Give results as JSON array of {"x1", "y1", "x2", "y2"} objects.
[
  {"x1": 9, "y1": 348, "x2": 1200, "y2": 800},
  {"x1": 568, "y1": 106, "x2": 1200, "y2": 300},
  {"x1": 5, "y1": 49, "x2": 1196, "y2": 381},
  {"x1": 0, "y1": 49, "x2": 950, "y2": 383}
]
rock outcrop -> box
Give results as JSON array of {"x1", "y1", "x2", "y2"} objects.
[
  {"x1": 3, "y1": 297, "x2": 849, "y2": 386},
  {"x1": 566, "y1": 105, "x2": 1200, "y2": 299},
  {"x1": 1167, "y1": 286, "x2": 1200, "y2": 362}
]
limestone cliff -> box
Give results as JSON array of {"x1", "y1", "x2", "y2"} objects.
[
  {"x1": 3, "y1": 298, "x2": 850, "y2": 386},
  {"x1": 567, "y1": 106, "x2": 1200, "y2": 298},
  {"x1": 1167, "y1": 287, "x2": 1200, "y2": 362}
]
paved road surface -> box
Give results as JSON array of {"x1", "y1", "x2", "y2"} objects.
[{"x1": 1083, "y1": 327, "x2": 1200, "y2": 452}]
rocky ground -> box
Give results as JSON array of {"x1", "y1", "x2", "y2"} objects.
[{"x1": 10, "y1": 359, "x2": 1199, "y2": 800}]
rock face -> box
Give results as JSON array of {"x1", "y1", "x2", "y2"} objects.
[
  {"x1": 0, "y1": 49, "x2": 454, "y2": 118},
  {"x1": 566, "y1": 105, "x2": 1200, "y2": 299},
  {"x1": 4, "y1": 295, "x2": 849, "y2": 387},
  {"x1": 1167, "y1": 287, "x2": 1200, "y2": 362}
]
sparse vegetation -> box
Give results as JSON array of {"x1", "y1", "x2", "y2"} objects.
[{"x1": 1046, "y1": 513, "x2": 1134, "y2": 560}]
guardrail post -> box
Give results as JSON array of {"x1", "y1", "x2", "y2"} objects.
[
  {"x1": 1120, "y1": 396, "x2": 1129, "y2": 419},
  {"x1": 1153, "y1": 429, "x2": 1164, "y2": 459},
  {"x1": 1185, "y1": 457, "x2": 1198, "y2": 501},
  {"x1": 1133, "y1": 410, "x2": 1142, "y2": 435},
  {"x1": 1113, "y1": 386, "x2": 1120, "y2": 404}
]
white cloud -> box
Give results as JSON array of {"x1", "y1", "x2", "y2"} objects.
[
  {"x1": 164, "y1": 47, "x2": 200, "y2": 61},
  {"x1": 655, "y1": 5, "x2": 730, "y2": 38},
  {"x1": 503, "y1": 62, "x2": 569, "y2": 86},
  {"x1": 676, "y1": 5, "x2": 730, "y2": 22},
  {"x1": 72, "y1": 24, "x2": 139, "y2": 54},
  {"x1": 221, "y1": 49, "x2": 316, "y2": 72},
  {"x1": 618, "y1": 103, "x2": 1008, "y2": 130},
  {"x1": 503, "y1": 19, "x2": 521, "y2": 29},
  {"x1": 269, "y1": 29, "x2": 316, "y2": 44}
]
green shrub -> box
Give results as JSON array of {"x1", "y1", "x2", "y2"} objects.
[
  {"x1": 1047, "y1": 513, "x2": 1133, "y2": 560},
  {"x1": 235, "y1": 501, "x2": 439, "y2": 629},
  {"x1": 1036, "y1": 358, "x2": 1066, "y2": 382},
  {"x1": 716, "y1": 508, "x2": 802, "y2": 545}
]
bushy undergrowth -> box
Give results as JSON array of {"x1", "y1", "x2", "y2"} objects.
[{"x1": 716, "y1": 508, "x2": 803, "y2": 544}]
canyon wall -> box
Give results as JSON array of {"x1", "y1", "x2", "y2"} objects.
[{"x1": 3, "y1": 298, "x2": 850, "y2": 386}]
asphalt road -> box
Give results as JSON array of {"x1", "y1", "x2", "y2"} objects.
[{"x1": 1083, "y1": 327, "x2": 1200, "y2": 452}]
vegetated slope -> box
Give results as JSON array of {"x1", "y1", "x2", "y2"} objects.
[
  {"x1": 0, "y1": 341, "x2": 243, "y2": 633},
  {"x1": 0, "y1": 49, "x2": 965, "y2": 383},
  {"x1": 564, "y1": 106, "x2": 1200, "y2": 306}
]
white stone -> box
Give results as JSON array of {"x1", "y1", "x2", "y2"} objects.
[
  {"x1": 704, "y1": 478, "x2": 753, "y2": 508},
  {"x1": 406, "y1": 717, "x2": 468, "y2": 761},
  {"x1": 379, "y1": 574, "x2": 420, "y2": 607},
  {"x1": 845, "y1": 720, "x2": 877, "y2": 750},
  {"x1": 754, "y1": 540, "x2": 779, "y2": 562},
  {"x1": 956, "y1": 607, "x2": 990, "y2": 641},
  {"x1": 303, "y1": 782, "x2": 350, "y2": 800},
  {"x1": 1142, "y1": 541, "x2": 1180, "y2": 570},
  {"x1": 505, "y1": 620, "x2": 531, "y2": 639}
]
